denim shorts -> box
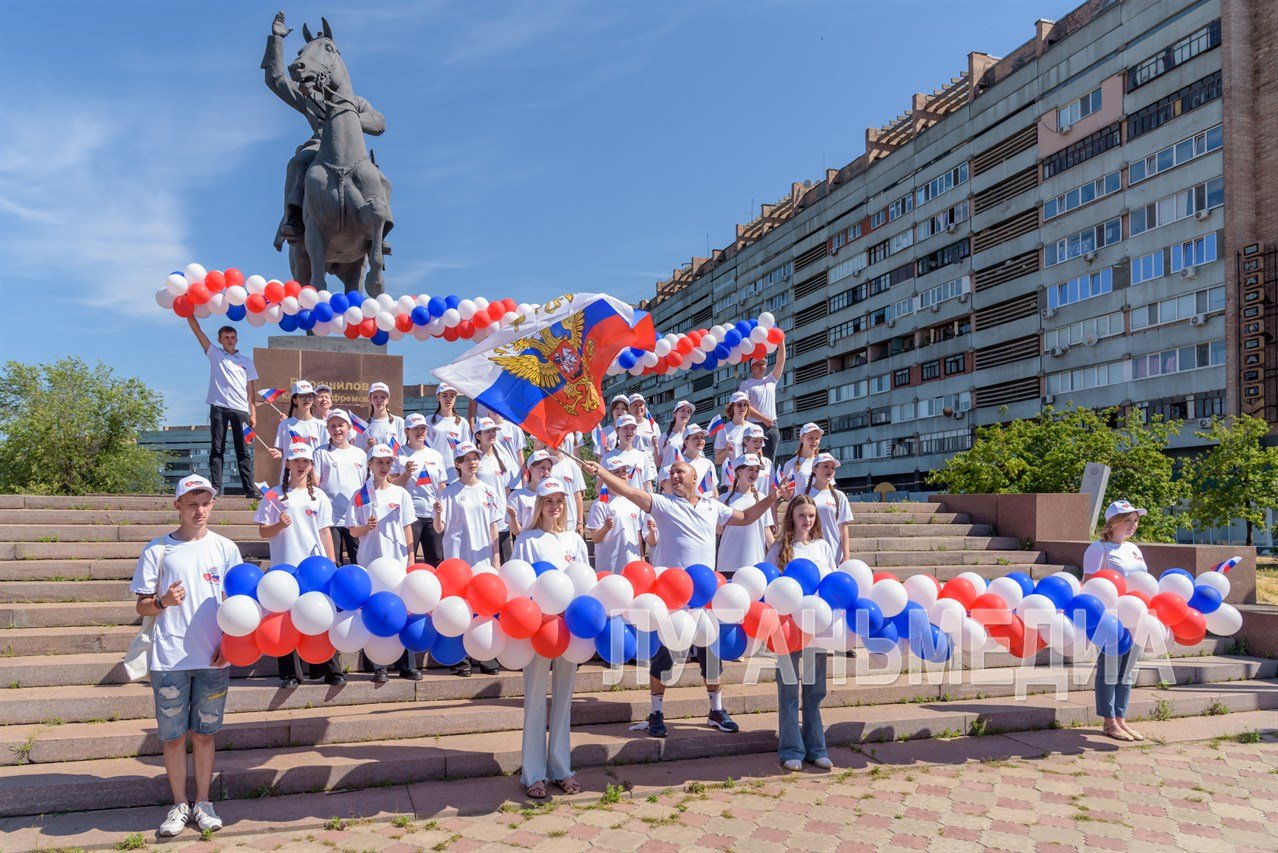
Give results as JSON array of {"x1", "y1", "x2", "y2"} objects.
[
  {"x1": 649, "y1": 644, "x2": 721, "y2": 683},
  {"x1": 151, "y1": 667, "x2": 231, "y2": 741}
]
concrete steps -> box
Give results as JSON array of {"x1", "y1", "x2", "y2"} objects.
[
  {"x1": 1, "y1": 602, "x2": 142, "y2": 630},
  {"x1": 864, "y1": 550, "x2": 1044, "y2": 567},
  {"x1": 1, "y1": 581, "x2": 145, "y2": 604},
  {"x1": 0, "y1": 541, "x2": 270, "y2": 561},
  {"x1": 0, "y1": 510, "x2": 259, "y2": 525},
  {"x1": 0, "y1": 524, "x2": 263, "y2": 543},
  {"x1": 0, "y1": 495, "x2": 257, "y2": 511}
]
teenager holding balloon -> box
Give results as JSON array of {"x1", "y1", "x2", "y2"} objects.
[
  {"x1": 1083, "y1": 500, "x2": 1148, "y2": 742},
  {"x1": 780, "y1": 422, "x2": 823, "y2": 492},
  {"x1": 510, "y1": 478, "x2": 589, "y2": 798},
  {"x1": 763, "y1": 495, "x2": 835, "y2": 771},
  {"x1": 587, "y1": 457, "x2": 657, "y2": 572},
  {"x1": 393, "y1": 413, "x2": 449, "y2": 567},
  {"x1": 802, "y1": 453, "x2": 854, "y2": 563},
  {"x1": 253, "y1": 444, "x2": 343, "y2": 688},
  {"x1": 314, "y1": 410, "x2": 366, "y2": 566},
  {"x1": 716, "y1": 455, "x2": 775, "y2": 574},
  {"x1": 359, "y1": 382, "x2": 405, "y2": 452},
  {"x1": 583, "y1": 458, "x2": 790, "y2": 738}
]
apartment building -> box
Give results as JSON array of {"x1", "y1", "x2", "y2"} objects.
[{"x1": 604, "y1": 0, "x2": 1277, "y2": 495}]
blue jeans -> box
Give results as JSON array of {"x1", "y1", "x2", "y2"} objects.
[
  {"x1": 151, "y1": 667, "x2": 231, "y2": 741},
  {"x1": 776, "y1": 650, "x2": 828, "y2": 762},
  {"x1": 1094, "y1": 647, "x2": 1139, "y2": 718}
]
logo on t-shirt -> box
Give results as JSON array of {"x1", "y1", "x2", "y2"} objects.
[
  {"x1": 202, "y1": 569, "x2": 222, "y2": 584},
  {"x1": 304, "y1": 508, "x2": 318, "y2": 517},
  {"x1": 386, "y1": 502, "x2": 400, "y2": 511}
]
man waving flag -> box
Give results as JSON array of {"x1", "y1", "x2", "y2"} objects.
[{"x1": 434, "y1": 293, "x2": 655, "y2": 448}]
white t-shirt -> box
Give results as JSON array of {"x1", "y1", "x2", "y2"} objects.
[
  {"x1": 437, "y1": 480, "x2": 502, "y2": 566},
  {"x1": 740, "y1": 375, "x2": 778, "y2": 423},
  {"x1": 586, "y1": 494, "x2": 649, "y2": 573},
  {"x1": 360, "y1": 415, "x2": 406, "y2": 451},
  {"x1": 495, "y1": 421, "x2": 526, "y2": 470},
  {"x1": 1083, "y1": 540, "x2": 1148, "y2": 577},
  {"x1": 507, "y1": 486, "x2": 537, "y2": 533},
  {"x1": 688, "y1": 455, "x2": 718, "y2": 496},
  {"x1": 720, "y1": 455, "x2": 774, "y2": 491},
  {"x1": 477, "y1": 451, "x2": 513, "y2": 532},
  {"x1": 253, "y1": 487, "x2": 333, "y2": 566},
  {"x1": 349, "y1": 484, "x2": 418, "y2": 567},
  {"x1": 634, "y1": 415, "x2": 660, "y2": 455},
  {"x1": 129, "y1": 532, "x2": 241, "y2": 672},
  {"x1": 313, "y1": 444, "x2": 367, "y2": 523},
  {"x1": 550, "y1": 457, "x2": 586, "y2": 529},
  {"x1": 659, "y1": 425, "x2": 692, "y2": 468},
  {"x1": 511, "y1": 529, "x2": 589, "y2": 569},
  {"x1": 602, "y1": 447, "x2": 656, "y2": 491},
  {"x1": 804, "y1": 486, "x2": 854, "y2": 563},
  {"x1": 428, "y1": 414, "x2": 472, "y2": 477},
  {"x1": 714, "y1": 421, "x2": 749, "y2": 459},
  {"x1": 393, "y1": 446, "x2": 449, "y2": 518},
  {"x1": 716, "y1": 488, "x2": 774, "y2": 574},
  {"x1": 766, "y1": 538, "x2": 836, "y2": 576},
  {"x1": 649, "y1": 493, "x2": 735, "y2": 570},
  {"x1": 274, "y1": 417, "x2": 327, "y2": 453},
  {"x1": 204, "y1": 345, "x2": 258, "y2": 413},
  {"x1": 781, "y1": 455, "x2": 816, "y2": 493}
]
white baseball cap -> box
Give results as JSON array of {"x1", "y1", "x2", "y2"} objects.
[
  {"x1": 314, "y1": 383, "x2": 333, "y2": 394},
  {"x1": 604, "y1": 455, "x2": 634, "y2": 473},
  {"x1": 814, "y1": 452, "x2": 841, "y2": 469},
  {"x1": 732, "y1": 454, "x2": 762, "y2": 470},
  {"x1": 744, "y1": 424, "x2": 765, "y2": 439},
  {"x1": 367, "y1": 443, "x2": 395, "y2": 460},
  {"x1": 286, "y1": 443, "x2": 314, "y2": 461},
  {"x1": 674, "y1": 400, "x2": 695, "y2": 415},
  {"x1": 291, "y1": 380, "x2": 315, "y2": 396},
  {"x1": 683, "y1": 423, "x2": 706, "y2": 438},
  {"x1": 368, "y1": 382, "x2": 390, "y2": 396},
  {"x1": 475, "y1": 416, "x2": 498, "y2": 433},
  {"x1": 326, "y1": 408, "x2": 352, "y2": 425},
  {"x1": 616, "y1": 414, "x2": 638, "y2": 429},
  {"x1": 730, "y1": 391, "x2": 749, "y2": 405},
  {"x1": 435, "y1": 383, "x2": 457, "y2": 396},
  {"x1": 628, "y1": 392, "x2": 646, "y2": 403},
  {"x1": 405, "y1": 412, "x2": 428, "y2": 429},
  {"x1": 1104, "y1": 500, "x2": 1148, "y2": 522},
  {"x1": 175, "y1": 474, "x2": 217, "y2": 499},
  {"x1": 658, "y1": 465, "x2": 673, "y2": 483},
  {"x1": 536, "y1": 477, "x2": 567, "y2": 497},
  {"x1": 527, "y1": 449, "x2": 554, "y2": 467},
  {"x1": 799, "y1": 422, "x2": 824, "y2": 437},
  {"x1": 611, "y1": 394, "x2": 630, "y2": 407},
  {"x1": 453, "y1": 441, "x2": 481, "y2": 461}
]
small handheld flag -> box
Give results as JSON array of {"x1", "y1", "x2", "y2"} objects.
[
  {"x1": 242, "y1": 424, "x2": 257, "y2": 444},
  {"x1": 415, "y1": 467, "x2": 434, "y2": 488},
  {"x1": 673, "y1": 446, "x2": 685, "y2": 463},
  {"x1": 352, "y1": 482, "x2": 372, "y2": 509},
  {"x1": 348, "y1": 413, "x2": 369, "y2": 436},
  {"x1": 445, "y1": 433, "x2": 460, "y2": 451},
  {"x1": 288, "y1": 428, "x2": 308, "y2": 446},
  {"x1": 1211, "y1": 556, "x2": 1240, "y2": 574},
  {"x1": 707, "y1": 415, "x2": 725, "y2": 438},
  {"x1": 388, "y1": 435, "x2": 403, "y2": 456},
  {"x1": 771, "y1": 466, "x2": 782, "y2": 490},
  {"x1": 255, "y1": 481, "x2": 283, "y2": 504},
  {"x1": 698, "y1": 467, "x2": 714, "y2": 495},
  {"x1": 598, "y1": 484, "x2": 610, "y2": 504},
  {"x1": 592, "y1": 424, "x2": 608, "y2": 455},
  {"x1": 258, "y1": 388, "x2": 286, "y2": 403}
]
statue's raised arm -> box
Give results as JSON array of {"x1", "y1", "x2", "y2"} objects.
[{"x1": 261, "y1": 12, "x2": 309, "y2": 117}]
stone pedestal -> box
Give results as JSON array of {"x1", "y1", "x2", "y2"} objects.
[{"x1": 253, "y1": 337, "x2": 402, "y2": 484}]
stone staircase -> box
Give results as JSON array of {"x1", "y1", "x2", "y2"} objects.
[{"x1": 1, "y1": 494, "x2": 1274, "y2": 822}]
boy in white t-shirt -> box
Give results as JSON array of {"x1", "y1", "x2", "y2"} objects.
[
  {"x1": 586, "y1": 456, "x2": 657, "y2": 572},
  {"x1": 393, "y1": 412, "x2": 449, "y2": 566},
  {"x1": 130, "y1": 474, "x2": 240, "y2": 837},
  {"x1": 313, "y1": 409, "x2": 367, "y2": 565},
  {"x1": 739, "y1": 338, "x2": 785, "y2": 458},
  {"x1": 600, "y1": 414, "x2": 657, "y2": 493},
  {"x1": 187, "y1": 318, "x2": 257, "y2": 495}
]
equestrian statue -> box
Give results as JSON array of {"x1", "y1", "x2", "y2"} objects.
[{"x1": 262, "y1": 12, "x2": 394, "y2": 296}]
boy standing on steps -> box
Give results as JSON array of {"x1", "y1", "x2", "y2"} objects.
[{"x1": 130, "y1": 474, "x2": 241, "y2": 837}]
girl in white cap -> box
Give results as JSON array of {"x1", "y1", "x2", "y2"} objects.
[
  {"x1": 802, "y1": 453, "x2": 854, "y2": 563},
  {"x1": 721, "y1": 424, "x2": 772, "y2": 487},
  {"x1": 474, "y1": 417, "x2": 515, "y2": 562},
  {"x1": 269, "y1": 380, "x2": 325, "y2": 465},
  {"x1": 599, "y1": 396, "x2": 631, "y2": 455},
  {"x1": 716, "y1": 455, "x2": 776, "y2": 574},
  {"x1": 428, "y1": 384, "x2": 472, "y2": 480},
  {"x1": 713, "y1": 393, "x2": 751, "y2": 467},
  {"x1": 587, "y1": 456, "x2": 657, "y2": 572},
  {"x1": 532, "y1": 439, "x2": 587, "y2": 535},
  {"x1": 312, "y1": 384, "x2": 333, "y2": 422},
  {"x1": 511, "y1": 477, "x2": 589, "y2": 798},
  {"x1": 781, "y1": 422, "x2": 824, "y2": 493},
  {"x1": 313, "y1": 409, "x2": 366, "y2": 566},
  {"x1": 629, "y1": 394, "x2": 659, "y2": 455},
  {"x1": 658, "y1": 400, "x2": 695, "y2": 469},
  {"x1": 254, "y1": 444, "x2": 342, "y2": 688},
  {"x1": 472, "y1": 405, "x2": 526, "y2": 472},
  {"x1": 360, "y1": 382, "x2": 405, "y2": 452},
  {"x1": 680, "y1": 425, "x2": 718, "y2": 496},
  {"x1": 433, "y1": 442, "x2": 502, "y2": 569},
  {"x1": 508, "y1": 450, "x2": 555, "y2": 536},
  {"x1": 601, "y1": 415, "x2": 656, "y2": 493},
  {"x1": 393, "y1": 413, "x2": 449, "y2": 567}
]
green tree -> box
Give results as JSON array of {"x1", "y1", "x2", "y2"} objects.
[
  {"x1": 0, "y1": 358, "x2": 167, "y2": 495},
  {"x1": 1182, "y1": 414, "x2": 1278, "y2": 546},
  {"x1": 930, "y1": 405, "x2": 1186, "y2": 541}
]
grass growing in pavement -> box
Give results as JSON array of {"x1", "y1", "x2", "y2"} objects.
[{"x1": 114, "y1": 834, "x2": 145, "y2": 850}]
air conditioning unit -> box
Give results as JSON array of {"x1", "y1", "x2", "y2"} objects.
[
  {"x1": 1044, "y1": 394, "x2": 1056, "y2": 404},
  {"x1": 931, "y1": 303, "x2": 941, "y2": 313},
  {"x1": 1194, "y1": 209, "x2": 1210, "y2": 221},
  {"x1": 1189, "y1": 312, "x2": 1207, "y2": 326},
  {"x1": 1198, "y1": 417, "x2": 1212, "y2": 427},
  {"x1": 945, "y1": 223, "x2": 957, "y2": 233},
  {"x1": 1059, "y1": 123, "x2": 1072, "y2": 134},
  {"x1": 1181, "y1": 266, "x2": 1198, "y2": 279},
  {"x1": 1083, "y1": 250, "x2": 1097, "y2": 263},
  {"x1": 950, "y1": 409, "x2": 965, "y2": 420},
  {"x1": 1049, "y1": 346, "x2": 1068, "y2": 357},
  {"x1": 887, "y1": 318, "x2": 897, "y2": 328},
  {"x1": 958, "y1": 292, "x2": 970, "y2": 303},
  {"x1": 1045, "y1": 307, "x2": 1058, "y2": 318},
  {"x1": 1083, "y1": 332, "x2": 1099, "y2": 346}
]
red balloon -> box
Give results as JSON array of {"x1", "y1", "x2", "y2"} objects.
[
  {"x1": 676, "y1": 337, "x2": 694, "y2": 355},
  {"x1": 343, "y1": 323, "x2": 361, "y2": 340},
  {"x1": 408, "y1": 563, "x2": 435, "y2": 573},
  {"x1": 531, "y1": 615, "x2": 570, "y2": 658},
  {"x1": 467, "y1": 573, "x2": 508, "y2": 617},
  {"x1": 186, "y1": 282, "x2": 211, "y2": 305},
  {"x1": 395, "y1": 313, "x2": 414, "y2": 333},
  {"x1": 458, "y1": 320, "x2": 474, "y2": 338},
  {"x1": 1092, "y1": 569, "x2": 1127, "y2": 595},
  {"x1": 751, "y1": 343, "x2": 768, "y2": 360},
  {"x1": 1124, "y1": 590, "x2": 1151, "y2": 606},
  {"x1": 653, "y1": 362, "x2": 669, "y2": 375},
  {"x1": 221, "y1": 633, "x2": 261, "y2": 667},
  {"x1": 766, "y1": 615, "x2": 810, "y2": 654},
  {"x1": 263, "y1": 280, "x2": 286, "y2": 303},
  {"x1": 666, "y1": 351, "x2": 683, "y2": 368},
  {"x1": 442, "y1": 325, "x2": 459, "y2": 342},
  {"x1": 939, "y1": 578, "x2": 979, "y2": 611},
  {"x1": 872, "y1": 571, "x2": 897, "y2": 584},
  {"x1": 621, "y1": 561, "x2": 656, "y2": 595},
  {"x1": 500, "y1": 597, "x2": 543, "y2": 640},
  {"x1": 1007, "y1": 625, "x2": 1044, "y2": 658},
  {"x1": 284, "y1": 280, "x2": 302, "y2": 298},
  {"x1": 297, "y1": 631, "x2": 336, "y2": 664},
  {"x1": 1149, "y1": 592, "x2": 1190, "y2": 627},
  {"x1": 255, "y1": 612, "x2": 300, "y2": 657},
  {"x1": 715, "y1": 571, "x2": 727, "y2": 588},
  {"x1": 1172, "y1": 609, "x2": 1207, "y2": 645},
  {"x1": 435, "y1": 558, "x2": 474, "y2": 598},
  {"x1": 359, "y1": 318, "x2": 377, "y2": 338},
  {"x1": 487, "y1": 302, "x2": 505, "y2": 321},
  {"x1": 472, "y1": 312, "x2": 491, "y2": 330},
  {"x1": 742, "y1": 600, "x2": 780, "y2": 640},
  {"x1": 173, "y1": 295, "x2": 195, "y2": 318},
  {"x1": 766, "y1": 328, "x2": 784, "y2": 345},
  {"x1": 653, "y1": 568, "x2": 693, "y2": 609},
  {"x1": 245, "y1": 293, "x2": 268, "y2": 314},
  {"x1": 985, "y1": 613, "x2": 1025, "y2": 650},
  {"x1": 204, "y1": 270, "x2": 226, "y2": 293},
  {"x1": 224, "y1": 268, "x2": 244, "y2": 288},
  {"x1": 969, "y1": 592, "x2": 1011, "y2": 627}
]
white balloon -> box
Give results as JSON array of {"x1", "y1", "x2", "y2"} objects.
[
  {"x1": 691, "y1": 609, "x2": 720, "y2": 647},
  {"x1": 700, "y1": 334, "x2": 718, "y2": 351},
  {"x1": 1124, "y1": 570, "x2": 1159, "y2": 598},
  {"x1": 279, "y1": 296, "x2": 299, "y2": 316},
  {"x1": 225, "y1": 285, "x2": 247, "y2": 306},
  {"x1": 366, "y1": 557, "x2": 407, "y2": 595},
  {"x1": 710, "y1": 324, "x2": 727, "y2": 339},
  {"x1": 562, "y1": 633, "x2": 596, "y2": 665},
  {"x1": 184, "y1": 263, "x2": 207, "y2": 283},
  {"x1": 710, "y1": 582, "x2": 750, "y2": 624},
  {"x1": 328, "y1": 610, "x2": 371, "y2": 653},
  {"x1": 246, "y1": 311, "x2": 266, "y2": 327},
  {"x1": 364, "y1": 633, "x2": 406, "y2": 666},
  {"x1": 165, "y1": 273, "x2": 189, "y2": 296},
  {"x1": 1194, "y1": 571, "x2": 1230, "y2": 598},
  {"x1": 396, "y1": 295, "x2": 416, "y2": 314},
  {"x1": 457, "y1": 298, "x2": 476, "y2": 321},
  {"x1": 318, "y1": 289, "x2": 333, "y2": 303},
  {"x1": 313, "y1": 322, "x2": 331, "y2": 337},
  {"x1": 750, "y1": 326, "x2": 768, "y2": 344},
  {"x1": 812, "y1": 615, "x2": 850, "y2": 652},
  {"x1": 927, "y1": 598, "x2": 966, "y2": 635},
  {"x1": 290, "y1": 591, "x2": 337, "y2": 635},
  {"x1": 1116, "y1": 595, "x2": 1149, "y2": 631},
  {"x1": 731, "y1": 566, "x2": 768, "y2": 601},
  {"x1": 245, "y1": 274, "x2": 267, "y2": 294},
  {"x1": 641, "y1": 351, "x2": 659, "y2": 368},
  {"x1": 299, "y1": 287, "x2": 320, "y2": 310},
  {"x1": 1204, "y1": 603, "x2": 1242, "y2": 636},
  {"x1": 463, "y1": 617, "x2": 508, "y2": 660},
  {"x1": 441, "y1": 307, "x2": 461, "y2": 327},
  {"x1": 796, "y1": 595, "x2": 833, "y2": 635},
  {"x1": 530, "y1": 570, "x2": 574, "y2": 616},
  {"x1": 903, "y1": 575, "x2": 939, "y2": 609},
  {"x1": 954, "y1": 572, "x2": 988, "y2": 596},
  {"x1": 689, "y1": 348, "x2": 706, "y2": 364},
  {"x1": 433, "y1": 596, "x2": 472, "y2": 637},
  {"x1": 1039, "y1": 611, "x2": 1077, "y2": 656},
  {"x1": 1158, "y1": 572, "x2": 1195, "y2": 602},
  {"x1": 264, "y1": 305, "x2": 282, "y2": 322},
  {"x1": 1016, "y1": 593, "x2": 1058, "y2": 629},
  {"x1": 372, "y1": 293, "x2": 394, "y2": 311},
  {"x1": 399, "y1": 570, "x2": 442, "y2": 614},
  {"x1": 868, "y1": 579, "x2": 908, "y2": 618},
  {"x1": 193, "y1": 303, "x2": 212, "y2": 319},
  {"x1": 836, "y1": 559, "x2": 874, "y2": 594},
  {"x1": 1081, "y1": 577, "x2": 1119, "y2": 611},
  {"x1": 654, "y1": 340, "x2": 672, "y2": 357},
  {"x1": 216, "y1": 595, "x2": 263, "y2": 637},
  {"x1": 1133, "y1": 613, "x2": 1171, "y2": 654},
  {"x1": 627, "y1": 364, "x2": 645, "y2": 376},
  {"x1": 985, "y1": 577, "x2": 1024, "y2": 611},
  {"x1": 361, "y1": 298, "x2": 380, "y2": 318},
  {"x1": 625, "y1": 593, "x2": 669, "y2": 632},
  {"x1": 758, "y1": 312, "x2": 776, "y2": 329},
  {"x1": 375, "y1": 311, "x2": 397, "y2": 332},
  {"x1": 659, "y1": 609, "x2": 695, "y2": 652},
  {"x1": 344, "y1": 305, "x2": 364, "y2": 325},
  {"x1": 155, "y1": 289, "x2": 176, "y2": 309},
  {"x1": 765, "y1": 577, "x2": 804, "y2": 616},
  {"x1": 498, "y1": 560, "x2": 537, "y2": 597},
  {"x1": 590, "y1": 574, "x2": 635, "y2": 616},
  {"x1": 955, "y1": 617, "x2": 989, "y2": 655},
  {"x1": 563, "y1": 562, "x2": 597, "y2": 597},
  {"x1": 497, "y1": 636, "x2": 535, "y2": 670},
  {"x1": 257, "y1": 570, "x2": 300, "y2": 613}
]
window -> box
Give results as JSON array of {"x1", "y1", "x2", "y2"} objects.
[
  {"x1": 916, "y1": 163, "x2": 969, "y2": 207},
  {"x1": 1132, "y1": 340, "x2": 1226, "y2": 379},
  {"x1": 869, "y1": 407, "x2": 891, "y2": 426},
  {"x1": 890, "y1": 228, "x2": 914, "y2": 254},
  {"x1": 921, "y1": 360, "x2": 941, "y2": 381},
  {"x1": 870, "y1": 210, "x2": 887, "y2": 229},
  {"x1": 1042, "y1": 122, "x2": 1122, "y2": 179},
  {"x1": 888, "y1": 296, "x2": 915, "y2": 322},
  {"x1": 1170, "y1": 233, "x2": 1218, "y2": 273},
  {"x1": 1043, "y1": 170, "x2": 1121, "y2": 221},
  {"x1": 918, "y1": 276, "x2": 967, "y2": 310},
  {"x1": 1130, "y1": 178, "x2": 1224, "y2": 236},
  {"x1": 1058, "y1": 87, "x2": 1102, "y2": 131},
  {"x1": 866, "y1": 270, "x2": 892, "y2": 297},
  {"x1": 893, "y1": 368, "x2": 911, "y2": 387},
  {"x1": 829, "y1": 282, "x2": 867, "y2": 313},
  {"x1": 870, "y1": 374, "x2": 891, "y2": 395},
  {"x1": 1044, "y1": 218, "x2": 1122, "y2": 267},
  {"x1": 1046, "y1": 360, "x2": 1126, "y2": 395},
  {"x1": 944, "y1": 354, "x2": 965, "y2": 375},
  {"x1": 920, "y1": 428, "x2": 972, "y2": 455},
  {"x1": 828, "y1": 316, "x2": 865, "y2": 344},
  {"x1": 1044, "y1": 311, "x2": 1123, "y2": 350},
  {"x1": 830, "y1": 252, "x2": 867, "y2": 283},
  {"x1": 917, "y1": 200, "x2": 970, "y2": 241},
  {"x1": 867, "y1": 239, "x2": 891, "y2": 265},
  {"x1": 764, "y1": 291, "x2": 790, "y2": 312},
  {"x1": 1128, "y1": 71, "x2": 1222, "y2": 139},
  {"x1": 751, "y1": 262, "x2": 792, "y2": 290},
  {"x1": 829, "y1": 379, "x2": 867, "y2": 404},
  {"x1": 1047, "y1": 268, "x2": 1113, "y2": 310},
  {"x1": 917, "y1": 392, "x2": 971, "y2": 419},
  {"x1": 1127, "y1": 20, "x2": 1221, "y2": 92},
  {"x1": 1130, "y1": 125, "x2": 1223, "y2": 184},
  {"x1": 1130, "y1": 285, "x2": 1226, "y2": 331},
  {"x1": 890, "y1": 262, "x2": 914, "y2": 286},
  {"x1": 892, "y1": 400, "x2": 917, "y2": 422},
  {"x1": 887, "y1": 193, "x2": 913, "y2": 222},
  {"x1": 1130, "y1": 250, "x2": 1165, "y2": 285},
  {"x1": 916, "y1": 239, "x2": 971, "y2": 276}
]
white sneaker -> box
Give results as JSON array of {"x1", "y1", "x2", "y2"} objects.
[
  {"x1": 782, "y1": 759, "x2": 803, "y2": 772},
  {"x1": 158, "y1": 802, "x2": 191, "y2": 837},
  {"x1": 811, "y1": 756, "x2": 834, "y2": 770},
  {"x1": 192, "y1": 801, "x2": 223, "y2": 832}
]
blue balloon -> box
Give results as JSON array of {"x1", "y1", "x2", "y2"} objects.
[
  {"x1": 427, "y1": 296, "x2": 446, "y2": 317},
  {"x1": 532, "y1": 561, "x2": 557, "y2": 577},
  {"x1": 269, "y1": 562, "x2": 297, "y2": 576},
  {"x1": 702, "y1": 356, "x2": 719, "y2": 372},
  {"x1": 1161, "y1": 568, "x2": 1194, "y2": 582},
  {"x1": 713, "y1": 623, "x2": 747, "y2": 662},
  {"x1": 783, "y1": 558, "x2": 820, "y2": 595},
  {"x1": 430, "y1": 633, "x2": 467, "y2": 666},
  {"x1": 411, "y1": 306, "x2": 430, "y2": 326},
  {"x1": 723, "y1": 330, "x2": 742, "y2": 348},
  {"x1": 445, "y1": 294, "x2": 461, "y2": 309},
  {"x1": 1187, "y1": 585, "x2": 1223, "y2": 615},
  {"x1": 312, "y1": 303, "x2": 334, "y2": 323},
  {"x1": 891, "y1": 601, "x2": 929, "y2": 645},
  {"x1": 735, "y1": 321, "x2": 752, "y2": 336},
  {"x1": 1007, "y1": 572, "x2": 1036, "y2": 597},
  {"x1": 1034, "y1": 576, "x2": 1074, "y2": 611},
  {"x1": 565, "y1": 596, "x2": 608, "y2": 639},
  {"x1": 371, "y1": 330, "x2": 389, "y2": 346},
  {"x1": 817, "y1": 572, "x2": 858, "y2": 611},
  {"x1": 617, "y1": 351, "x2": 637, "y2": 369},
  {"x1": 399, "y1": 614, "x2": 438, "y2": 653},
  {"x1": 848, "y1": 598, "x2": 885, "y2": 636},
  {"x1": 278, "y1": 314, "x2": 299, "y2": 333},
  {"x1": 685, "y1": 565, "x2": 717, "y2": 609},
  {"x1": 224, "y1": 563, "x2": 263, "y2": 600},
  {"x1": 296, "y1": 309, "x2": 316, "y2": 331},
  {"x1": 329, "y1": 565, "x2": 372, "y2": 611},
  {"x1": 296, "y1": 556, "x2": 337, "y2": 595},
  {"x1": 1090, "y1": 612, "x2": 1126, "y2": 651},
  {"x1": 226, "y1": 304, "x2": 246, "y2": 322},
  {"x1": 361, "y1": 591, "x2": 408, "y2": 638},
  {"x1": 864, "y1": 620, "x2": 899, "y2": 653},
  {"x1": 915, "y1": 625, "x2": 952, "y2": 663},
  {"x1": 1066, "y1": 593, "x2": 1106, "y2": 635},
  {"x1": 755, "y1": 562, "x2": 781, "y2": 584},
  {"x1": 714, "y1": 344, "x2": 730, "y2": 360},
  {"x1": 634, "y1": 629, "x2": 660, "y2": 662},
  {"x1": 328, "y1": 292, "x2": 350, "y2": 314},
  {"x1": 594, "y1": 617, "x2": 637, "y2": 664}
]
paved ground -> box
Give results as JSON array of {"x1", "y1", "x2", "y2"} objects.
[{"x1": 6, "y1": 711, "x2": 1274, "y2": 852}]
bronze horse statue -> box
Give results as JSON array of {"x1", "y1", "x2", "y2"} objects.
[{"x1": 263, "y1": 13, "x2": 393, "y2": 296}]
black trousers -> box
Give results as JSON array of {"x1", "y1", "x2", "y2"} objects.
[
  {"x1": 276, "y1": 653, "x2": 340, "y2": 681},
  {"x1": 209, "y1": 405, "x2": 254, "y2": 494},
  {"x1": 410, "y1": 518, "x2": 445, "y2": 566},
  {"x1": 763, "y1": 424, "x2": 782, "y2": 462},
  {"x1": 332, "y1": 526, "x2": 360, "y2": 567}
]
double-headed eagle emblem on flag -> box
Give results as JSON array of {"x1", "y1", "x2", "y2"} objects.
[{"x1": 490, "y1": 311, "x2": 600, "y2": 416}]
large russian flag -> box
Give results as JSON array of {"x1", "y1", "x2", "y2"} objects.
[{"x1": 434, "y1": 293, "x2": 655, "y2": 449}]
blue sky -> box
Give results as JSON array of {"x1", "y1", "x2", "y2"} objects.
[{"x1": 0, "y1": 0, "x2": 1078, "y2": 425}]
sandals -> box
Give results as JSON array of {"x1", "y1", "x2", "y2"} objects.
[
  {"x1": 524, "y1": 780, "x2": 548, "y2": 799},
  {"x1": 1119, "y1": 723, "x2": 1145, "y2": 741},
  {"x1": 555, "y1": 775, "x2": 583, "y2": 795},
  {"x1": 1103, "y1": 724, "x2": 1134, "y2": 742}
]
